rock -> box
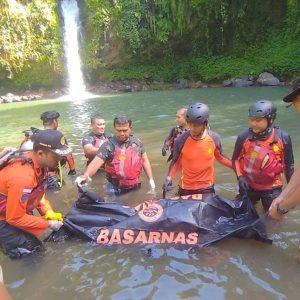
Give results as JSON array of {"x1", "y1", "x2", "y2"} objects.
[
  {"x1": 209, "y1": 83, "x2": 222, "y2": 88},
  {"x1": 222, "y1": 80, "x2": 232, "y2": 87},
  {"x1": 195, "y1": 80, "x2": 204, "y2": 88},
  {"x1": 132, "y1": 83, "x2": 143, "y2": 92},
  {"x1": 5, "y1": 93, "x2": 14, "y2": 98},
  {"x1": 12, "y1": 95, "x2": 21, "y2": 102},
  {"x1": 232, "y1": 78, "x2": 253, "y2": 87},
  {"x1": 1, "y1": 96, "x2": 13, "y2": 103},
  {"x1": 2, "y1": 93, "x2": 18, "y2": 103},
  {"x1": 178, "y1": 78, "x2": 188, "y2": 89},
  {"x1": 118, "y1": 85, "x2": 132, "y2": 93},
  {"x1": 257, "y1": 72, "x2": 280, "y2": 86},
  {"x1": 21, "y1": 96, "x2": 31, "y2": 101}
]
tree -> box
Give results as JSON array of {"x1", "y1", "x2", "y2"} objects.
[{"x1": 0, "y1": 0, "x2": 61, "y2": 79}]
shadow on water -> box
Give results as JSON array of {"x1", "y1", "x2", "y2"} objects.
[{"x1": 0, "y1": 86, "x2": 300, "y2": 299}]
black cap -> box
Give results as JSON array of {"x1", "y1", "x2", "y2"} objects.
[
  {"x1": 283, "y1": 78, "x2": 300, "y2": 103},
  {"x1": 40, "y1": 111, "x2": 60, "y2": 122},
  {"x1": 32, "y1": 129, "x2": 71, "y2": 157}
]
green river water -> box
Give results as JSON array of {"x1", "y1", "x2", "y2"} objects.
[{"x1": 0, "y1": 87, "x2": 299, "y2": 299}]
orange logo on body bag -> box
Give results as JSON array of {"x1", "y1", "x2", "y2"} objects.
[{"x1": 137, "y1": 201, "x2": 163, "y2": 222}]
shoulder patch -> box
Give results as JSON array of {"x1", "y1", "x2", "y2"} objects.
[{"x1": 21, "y1": 186, "x2": 33, "y2": 203}]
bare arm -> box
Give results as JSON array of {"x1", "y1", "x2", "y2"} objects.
[
  {"x1": 0, "y1": 284, "x2": 12, "y2": 300},
  {"x1": 269, "y1": 165, "x2": 300, "y2": 220},
  {"x1": 215, "y1": 148, "x2": 232, "y2": 169},
  {"x1": 83, "y1": 144, "x2": 99, "y2": 160},
  {"x1": 142, "y1": 152, "x2": 154, "y2": 180},
  {"x1": 82, "y1": 156, "x2": 105, "y2": 179}
]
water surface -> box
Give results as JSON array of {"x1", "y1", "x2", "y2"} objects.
[{"x1": 0, "y1": 87, "x2": 299, "y2": 299}]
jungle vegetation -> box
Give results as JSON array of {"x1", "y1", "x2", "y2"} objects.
[{"x1": 0, "y1": 0, "x2": 299, "y2": 91}]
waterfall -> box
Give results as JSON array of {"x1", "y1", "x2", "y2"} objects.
[{"x1": 61, "y1": 0, "x2": 87, "y2": 98}]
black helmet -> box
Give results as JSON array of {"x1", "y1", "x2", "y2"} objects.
[
  {"x1": 186, "y1": 103, "x2": 209, "y2": 124},
  {"x1": 40, "y1": 111, "x2": 60, "y2": 122},
  {"x1": 283, "y1": 77, "x2": 300, "y2": 103},
  {"x1": 248, "y1": 100, "x2": 276, "y2": 124}
]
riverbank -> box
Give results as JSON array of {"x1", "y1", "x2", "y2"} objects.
[{"x1": 0, "y1": 72, "x2": 294, "y2": 104}]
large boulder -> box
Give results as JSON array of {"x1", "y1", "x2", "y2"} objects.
[{"x1": 257, "y1": 72, "x2": 280, "y2": 86}]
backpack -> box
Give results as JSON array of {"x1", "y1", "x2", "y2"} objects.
[{"x1": 0, "y1": 150, "x2": 33, "y2": 171}]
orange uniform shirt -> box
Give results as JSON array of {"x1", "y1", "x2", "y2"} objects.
[
  {"x1": 0, "y1": 153, "x2": 49, "y2": 236},
  {"x1": 169, "y1": 131, "x2": 232, "y2": 190}
]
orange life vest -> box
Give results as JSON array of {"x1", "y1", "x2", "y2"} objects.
[{"x1": 240, "y1": 132, "x2": 283, "y2": 190}]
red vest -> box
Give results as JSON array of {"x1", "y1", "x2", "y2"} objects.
[
  {"x1": 94, "y1": 136, "x2": 107, "y2": 148},
  {"x1": 241, "y1": 132, "x2": 283, "y2": 190},
  {"x1": 105, "y1": 142, "x2": 144, "y2": 187}
]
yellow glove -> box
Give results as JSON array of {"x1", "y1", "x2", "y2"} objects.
[{"x1": 45, "y1": 210, "x2": 63, "y2": 222}]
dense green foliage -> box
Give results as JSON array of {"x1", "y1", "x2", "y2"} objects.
[
  {"x1": 105, "y1": 30, "x2": 300, "y2": 83},
  {"x1": 0, "y1": 0, "x2": 63, "y2": 91},
  {"x1": 0, "y1": 0, "x2": 299, "y2": 91},
  {"x1": 82, "y1": 0, "x2": 299, "y2": 83}
]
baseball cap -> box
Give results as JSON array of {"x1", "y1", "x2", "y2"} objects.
[
  {"x1": 40, "y1": 111, "x2": 60, "y2": 122},
  {"x1": 33, "y1": 129, "x2": 71, "y2": 157},
  {"x1": 283, "y1": 78, "x2": 300, "y2": 103}
]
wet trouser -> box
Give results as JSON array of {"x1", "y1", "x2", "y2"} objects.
[
  {"x1": 240, "y1": 187, "x2": 282, "y2": 212},
  {"x1": 0, "y1": 221, "x2": 44, "y2": 259},
  {"x1": 107, "y1": 181, "x2": 141, "y2": 196},
  {"x1": 177, "y1": 186, "x2": 215, "y2": 199}
]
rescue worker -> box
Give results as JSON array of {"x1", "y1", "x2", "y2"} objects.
[
  {"x1": 81, "y1": 115, "x2": 112, "y2": 165},
  {"x1": 18, "y1": 127, "x2": 39, "y2": 152},
  {"x1": 75, "y1": 115, "x2": 156, "y2": 195},
  {"x1": 0, "y1": 130, "x2": 70, "y2": 258},
  {"x1": 269, "y1": 79, "x2": 300, "y2": 220},
  {"x1": 161, "y1": 107, "x2": 189, "y2": 162},
  {"x1": 40, "y1": 111, "x2": 76, "y2": 189},
  {"x1": 232, "y1": 100, "x2": 294, "y2": 212},
  {"x1": 162, "y1": 102, "x2": 232, "y2": 199}
]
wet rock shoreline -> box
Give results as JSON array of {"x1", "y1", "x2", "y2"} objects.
[{"x1": 0, "y1": 72, "x2": 292, "y2": 104}]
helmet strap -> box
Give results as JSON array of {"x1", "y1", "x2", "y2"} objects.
[{"x1": 251, "y1": 124, "x2": 273, "y2": 140}]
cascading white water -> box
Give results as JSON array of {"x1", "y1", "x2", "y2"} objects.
[{"x1": 61, "y1": 0, "x2": 87, "y2": 98}]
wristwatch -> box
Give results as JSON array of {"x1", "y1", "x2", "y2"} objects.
[{"x1": 276, "y1": 204, "x2": 288, "y2": 215}]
